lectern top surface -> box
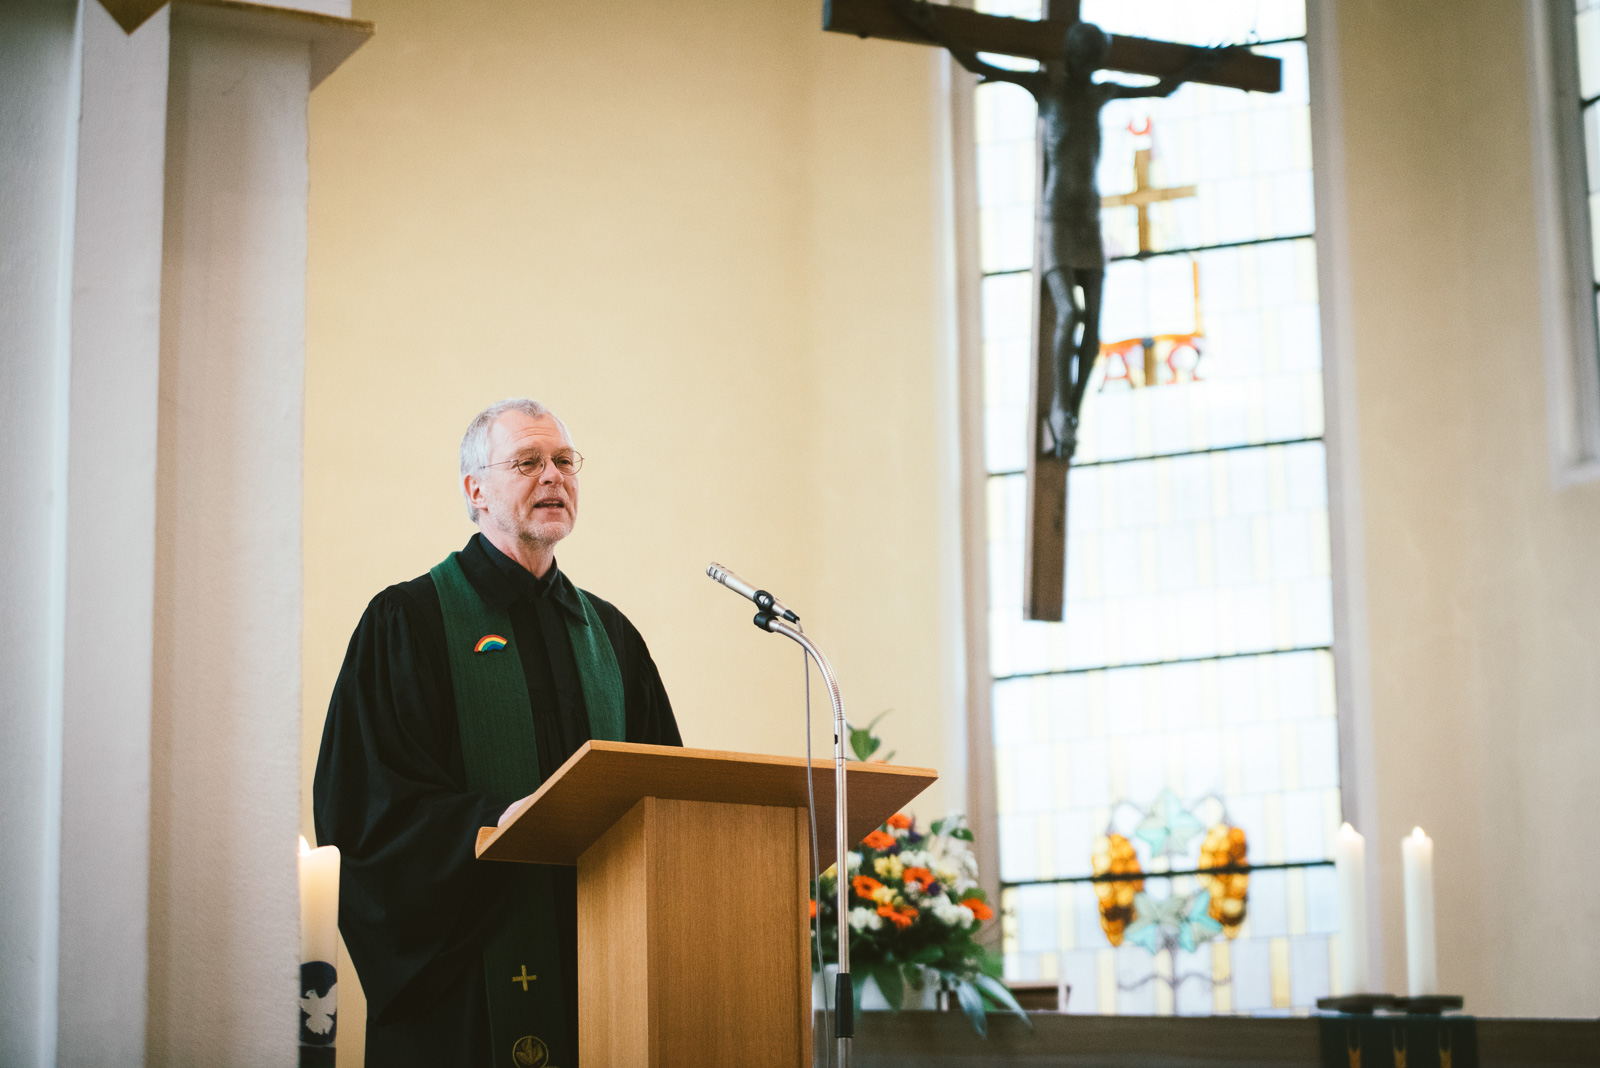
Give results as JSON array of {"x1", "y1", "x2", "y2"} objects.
[{"x1": 474, "y1": 741, "x2": 937, "y2": 867}]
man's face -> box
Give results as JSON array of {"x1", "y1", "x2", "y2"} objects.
[{"x1": 467, "y1": 412, "x2": 580, "y2": 548}]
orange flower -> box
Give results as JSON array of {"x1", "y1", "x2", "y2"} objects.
[
  {"x1": 877, "y1": 904, "x2": 918, "y2": 929},
  {"x1": 962, "y1": 897, "x2": 994, "y2": 922},
  {"x1": 902, "y1": 866, "x2": 936, "y2": 892},
  {"x1": 862, "y1": 830, "x2": 896, "y2": 851},
  {"x1": 851, "y1": 875, "x2": 885, "y2": 900},
  {"x1": 886, "y1": 813, "x2": 912, "y2": 830},
  {"x1": 808, "y1": 899, "x2": 817, "y2": 918}
]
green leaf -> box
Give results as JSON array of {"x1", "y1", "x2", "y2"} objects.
[
  {"x1": 874, "y1": 963, "x2": 904, "y2": 1011},
  {"x1": 950, "y1": 827, "x2": 975, "y2": 841},
  {"x1": 954, "y1": 979, "x2": 988, "y2": 1038},
  {"x1": 848, "y1": 727, "x2": 880, "y2": 762},
  {"x1": 902, "y1": 964, "x2": 926, "y2": 991},
  {"x1": 930, "y1": 817, "x2": 947, "y2": 835},
  {"x1": 972, "y1": 972, "x2": 1032, "y2": 1028},
  {"x1": 908, "y1": 944, "x2": 943, "y2": 965}
]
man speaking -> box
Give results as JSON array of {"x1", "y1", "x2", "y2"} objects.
[{"x1": 314, "y1": 398, "x2": 681, "y2": 1066}]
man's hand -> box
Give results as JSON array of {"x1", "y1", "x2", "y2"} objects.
[{"x1": 498, "y1": 802, "x2": 520, "y2": 827}]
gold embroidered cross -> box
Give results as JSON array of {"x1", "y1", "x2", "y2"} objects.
[{"x1": 512, "y1": 965, "x2": 536, "y2": 991}]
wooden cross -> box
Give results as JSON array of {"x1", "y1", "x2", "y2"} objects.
[
  {"x1": 512, "y1": 965, "x2": 537, "y2": 991},
  {"x1": 824, "y1": 0, "x2": 1279, "y2": 621}
]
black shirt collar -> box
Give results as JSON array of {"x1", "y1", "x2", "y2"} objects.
[{"x1": 459, "y1": 533, "x2": 586, "y2": 622}]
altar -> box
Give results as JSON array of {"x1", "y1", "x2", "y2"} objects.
[{"x1": 825, "y1": 1011, "x2": 1600, "y2": 1068}]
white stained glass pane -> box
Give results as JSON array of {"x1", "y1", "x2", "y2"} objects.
[
  {"x1": 1304, "y1": 865, "x2": 1339, "y2": 933},
  {"x1": 1175, "y1": 943, "x2": 1215, "y2": 1014},
  {"x1": 1114, "y1": 946, "x2": 1158, "y2": 1014},
  {"x1": 1249, "y1": 868, "x2": 1289, "y2": 936},
  {"x1": 1281, "y1": 789, "x2": 1327, "y2": 860},
  {"x1": 1296, "y1": 717, "x2": 1338, "y2": 788},
  {"x1": 1231, "y1": 937, "x2": 1273, "y2": 1011},
  {"x1": 1592, "y1": 192, "x2": 1600, "y2": 285},
  {"x1": 1053, "y1": 808, "x2": 1098, "y2": 879},
  {"x1": 999, "y1": 813, "x2": 1040, "y2": 881},
  {"x1": 977, "y1": 0, "x2": 1040, "y2": 18},
  {"x1": 1584, "y1": 105, "x2": 1600, "y2": 196},
  {"x1": 1579, "y1": 7, "x2": 1600, "y2": 102},
  {"x1": 1081, "y1": 0, "x2": 1305, "y2": 49},
  {"x1": 993, "y1": 677, "x2": 1036, "y2": 748},
  {"x1": 1289, "y1": 935, "x2": 1332, "y2": 1005},
  {"x1": 1060, "y1": 949, "x2": 1101, "y2": 1013},
  {"x1": 1014, "y1": 744, "x2": 1057, "y2": 812}
]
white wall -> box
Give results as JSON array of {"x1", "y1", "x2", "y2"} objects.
[{"x1": 1322, "y1": 0, "x2": 1600, "y2": 1015}]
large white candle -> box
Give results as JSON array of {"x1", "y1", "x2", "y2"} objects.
[
  {"x1": 1334, "y1": 822, "x2": 1370, "y2": 994},
  {"x1": 298, "y1": 835, "x2": 341, "y2": 967},
  {"x1": 1401, "y1": 827, "x2": 1437, "y2": 996}
]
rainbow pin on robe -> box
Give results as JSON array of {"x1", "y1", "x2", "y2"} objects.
[{"x1": 473, "y1": 634, "x2": 507, "y2": 654}]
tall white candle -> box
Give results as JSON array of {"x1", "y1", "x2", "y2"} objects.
[
  {"x1": 1401, "y1": 827, "x2": 1437, "y2": 996},
  {"x1": 1334, "y1": 822, "x2": 1370, "y2": 994},
  {"x1": 298, "y1": 835, "x2": 341, "y2": 967}
]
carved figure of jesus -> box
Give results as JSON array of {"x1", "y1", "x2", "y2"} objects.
[{"x1": 894, "y1": 0, "x2": 1226, "y2": 458}]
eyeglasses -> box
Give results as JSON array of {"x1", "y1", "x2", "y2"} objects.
[{"x1": 479, "y1": 451, "x2": 584, "y2": 478}]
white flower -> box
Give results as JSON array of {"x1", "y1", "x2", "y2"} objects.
[
  {"x1": 931, "y1": 897, "x2": 964, "y2": 926},
  {"x1": 899, "y1": 850, "x2": 930, "y2": 869},
  {"x1": 846, "y1": 851, "x2": 863, "y2": 874},
  {"x1": 956, "y1": 905, "x2": 975, "y2": 926},
  {"x1": 849, "y1": 906, "x2": 883, "y2": 932}
]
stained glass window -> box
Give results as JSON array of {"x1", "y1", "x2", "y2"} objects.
[{"x1": 972, "y1": 0, "x2": 1342, "y2": 1014}]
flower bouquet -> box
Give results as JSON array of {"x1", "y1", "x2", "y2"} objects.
[{"x1": 810, "y1": 718, "x2": 1028, "y2": 1037}]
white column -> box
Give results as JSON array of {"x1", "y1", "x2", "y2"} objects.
[
  {"x1": 143, "y1": 10, "x2": 312, "y2": 1064},
  {"x1": 0, "y1": 3, "x2": 82, "y2": 1064},
  {"x1": 2, "y1": 2, "x2": 365, "y2": 1063},
  {"x1": 55, "y1": 5, "x2": 171, "y2": 1064}
]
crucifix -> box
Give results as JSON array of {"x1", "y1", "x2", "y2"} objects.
[
  {"x1": 511, "y1": 965, "x2": 537, "y2": 991},
  {"x1": 825, "y1": 0, "x2": 1280, "y2": 621}
]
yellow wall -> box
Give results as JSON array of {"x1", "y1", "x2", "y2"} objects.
[
  {"x1": 302, "y1": 0, "x2": 955, "y2": 1056},
  {"x1": 1331, "y1": 0, "x2": 1600, "y2": 1014}
]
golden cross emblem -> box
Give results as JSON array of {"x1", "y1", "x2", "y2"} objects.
[
  {"x1": 1097, "y1": 135, "x2": 1204, "y2": 390},
  {"x1": 1100, "y1": 144, "x2": 1196, "y2": 254},
  {"x1": 512, "y1": 965, "x2": 536, "y2": 991}
]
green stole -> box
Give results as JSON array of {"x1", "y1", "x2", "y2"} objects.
[{"x1": 430, "y1": 552, "x2": 626, "y2": 1068}]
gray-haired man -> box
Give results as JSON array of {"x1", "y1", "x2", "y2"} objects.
[{"x1": 314, "y1": 398, "x2": 682, "y2": 1067}]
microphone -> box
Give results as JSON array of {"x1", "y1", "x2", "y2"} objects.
[{"x1": 706, "y1": 562, "x2": 800, "y2": 623}]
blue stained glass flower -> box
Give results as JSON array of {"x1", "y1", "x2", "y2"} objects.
[
  {"x1": 1134, "y1": 788, "x2": 1207, "y2": 858},
  {"x1": 1125, "y1": 889, "x2": 1225, "y2": 955}
]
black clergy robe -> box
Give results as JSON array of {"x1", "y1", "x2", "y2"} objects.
[{"x1": 313, "y1": 534, "x2": 682, "y2": 1067}]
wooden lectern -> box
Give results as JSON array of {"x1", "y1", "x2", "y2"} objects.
[{"x1": 475, "y1": 741, "x2": 937, "y2": 1067}]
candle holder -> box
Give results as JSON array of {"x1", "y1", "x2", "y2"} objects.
[
  {"x1": 1395, "y1": 995, "x2": 1465, "y2": 1015},
  {"x1": 1316, "y1": 993, "x2": 1400, "y2": 1014},
  {"x1": 1317, "y1": 993, "x2": 1465, "y2": 1015}
]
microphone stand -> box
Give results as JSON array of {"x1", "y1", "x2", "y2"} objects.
[{"x1": 753, "y1": 610, "x2": 853, "y2": 1068}]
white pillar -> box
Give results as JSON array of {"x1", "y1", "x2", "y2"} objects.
[
  {"x1": 1, "y1": 2, "x2": 365, "y2": 1062},
  {"x1": 55, "y1": 6, "x2": 171, "y2": 1064},
  {"x1": 141, "y1": 5, "x2": 361, "y2": 1061},
  {"x1": 0, "y1": 4, "x2": 80, "y2": 1063}
]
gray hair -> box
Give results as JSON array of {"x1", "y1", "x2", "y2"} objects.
[{"x1": 459, "y1": 397, "x2": 560, "y2": 522}]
